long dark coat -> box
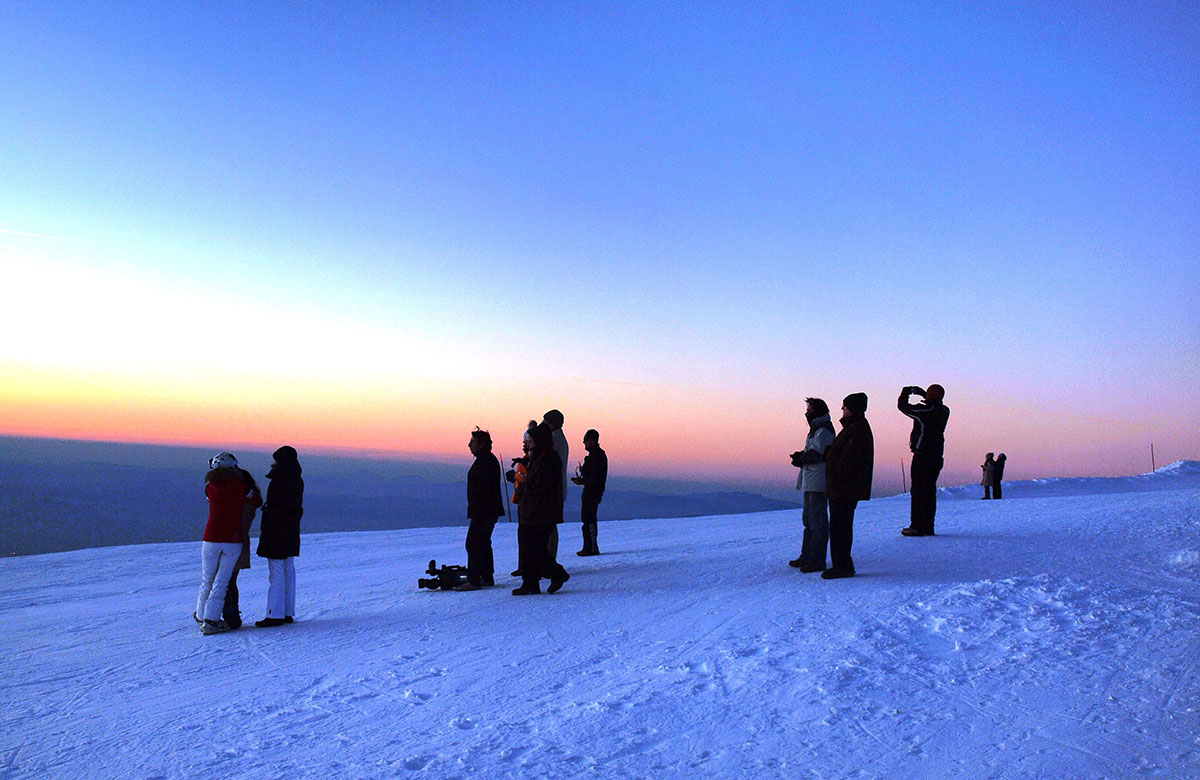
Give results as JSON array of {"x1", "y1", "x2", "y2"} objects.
[
  {"x1": 518, "y1": 449, "x2": 563, "y2": 526},
  {"x1": 825, "y1": 413, "x2": 874, "y2": 502},
  {"x1": 257, "y1": 459, "x2": 304, "y2": 559}
]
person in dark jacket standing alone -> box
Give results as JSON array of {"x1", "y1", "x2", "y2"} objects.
[
  {"x1": 256, "y1": 446, "x2": 304, "y2": 627},
  {"x1": 571, "y1": 429, "x2": 607, "y2": 556},
  {"x1": 822, "y1": 393, "x2": 874, "y2": 579},
  {"x1": 512, "y1": 423, "x2": 567, "y2": 595},
  {"x1": 898, "y1": 384, "x2": 949, "y2": 536},
  {"x1": 457, "y1": 428, "x2": 505, "y2": 590}
]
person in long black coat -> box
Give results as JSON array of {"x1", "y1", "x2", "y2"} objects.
[
  {"x1": 822, "y1": 393, "x2": 874, "y2": 579},
  {"x1": 993, "y1": 453, "x2": 1007, "y2": 499},
  {"x1": 458, "y1": 429, "x2": 505, "y2": 590},
  {"x1": 256, "y1": 445, "x2": 303, "y2": 627},
  {"x1": 512, "y1": 423, "x2": 567, "y2": 595}
]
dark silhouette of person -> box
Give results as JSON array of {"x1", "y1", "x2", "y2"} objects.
[
  {"x1": 993, "y1": 453, "x2": 1007, "y2": 499},
  {"x1": 256, "y1": 446, "x2": 304, "y2": 627},
  {"x1": 458, "y1": 428, "x2": 505, "y2": 590},
  {"x1": 898, "y1": 385, "x2": 949, "y2": 536},
  {"x1": 822, "y1": 393, "x2": 874, "y2": 579},
  {"x1": 981, "y1": 452, "x2": 996, "y2": 499},
  {"x1": 571, "y1": 429, "x2": 607, "y2": 556},
  {"x1": 512, "y1": 423, "x2": 568, "y2": 595}
]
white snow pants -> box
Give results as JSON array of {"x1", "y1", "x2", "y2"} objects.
[
  {"x1": 265, "y1": 557, "x2": 296, "y2": 619},
  {"x1": 196, "y1": 541, "x2": 242, "y2": 622}
]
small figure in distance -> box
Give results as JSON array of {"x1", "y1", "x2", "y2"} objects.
[
  {"x1": 993, "y1": 453, "x2": 1007, "y2": 500},
  {"x1": 256, "y1": 446, "x2": 304, "y2": 628},
  {"x1": 822, "y1": 394, "x2": 874, "y2": 579},
  {"x1": 571, "y1": 429, "x2": 607, "y2": 556},
  {"x1": 456, "y1": 428, "x2": 505, "y2": 591},
  {"x1": 898, "y1": 384, "x2": 950, "y2": 537},
  {"x1": 981, "y1": 452, "x2": 996, "y2": 500},
  {"x1": 789, "y1": 397, "x2": 836, "y2": 573}
]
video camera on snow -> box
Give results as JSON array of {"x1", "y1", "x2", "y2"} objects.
[{"x1": 418, "y1": 559, "x2": 469, "y2": 590}]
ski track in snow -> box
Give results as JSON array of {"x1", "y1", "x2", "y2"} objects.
[{"x1": 2, "y1": 486, "x2": 1199, "y2": 779}]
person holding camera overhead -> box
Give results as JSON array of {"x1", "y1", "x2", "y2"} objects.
[{"x1": 898, "y1": 384, "x2": 950, "y2": 536}]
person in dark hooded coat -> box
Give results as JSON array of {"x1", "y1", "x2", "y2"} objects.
[
  {"x1": 822, "y1": 393, "x2": 874, "y2": 579},
  {"x1": 993, "y1": 453, "x2": 1007, "y2": 499},
  {"x1": 512, "y1": 423, "x2": 567, "y2": 595},
  {"x1": 256, "y1": 446, "x2": 303, "y2": 627}
]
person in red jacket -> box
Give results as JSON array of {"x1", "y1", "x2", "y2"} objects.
[{"x1": 195, "y1": 452, "x2": 249, "y2": 634}]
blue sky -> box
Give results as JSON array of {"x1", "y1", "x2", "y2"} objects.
[{"x1": 1, "y1": 1, "x2": 1197, "y2": 488}]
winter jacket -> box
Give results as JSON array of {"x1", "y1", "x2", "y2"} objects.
[
  {"x1": 577, "y1": 447, "x2": 608, "y2": 505},
  {"x1": 898, "y1": 391, "x2": 949, "y2": 459},
  {"x1": 792, "y1": 413, "x2": 836, "y2": 493},
  {"x1": 203, "y1": 468, "x2": 249, "y2": 543},
  {"x1": 467, "y1": 451, "x2": 505, "y2": 521},
  {"x1": 980, "y1": 456, "x2": 995, "y2": 487},
  {"x1": 994, "y1": 455, "x2": 1007, "y2": 482},
  {"x1": 825, "y1": 412, "x2": 874, "y2": 502},
  {"x1": 518, "y1": 448, "x2": 564, "y2": 526},
  {"x1": 257, "y1": 458, "x2": 304, "y2": 559},
  {"x1": 551, "y1": 428, "x2": 569, "y2": 503}
]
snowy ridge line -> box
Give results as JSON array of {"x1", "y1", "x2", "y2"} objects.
[{"x1": 926, "y1": 459, "x2": 1200, "y2": 501}]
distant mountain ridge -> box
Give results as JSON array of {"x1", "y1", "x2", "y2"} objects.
[{"x1": 0, "y1": 436, "x2": 799, "y2": 556}]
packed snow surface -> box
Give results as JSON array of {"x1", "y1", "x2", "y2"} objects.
[{"x1": 3, "y1": 468, "x2": 1199, "y2": 779}]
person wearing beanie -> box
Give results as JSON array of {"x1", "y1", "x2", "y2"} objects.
[
  {"x1": 571, "y1": 428, "x2": 607, "y2": 556},
  {"x1": 898, "y1": 385, "x2": 950, "y2": 536},
  {"x1": 822, "y1": 394, "x2": 874, "y2": 579},
  {"x1": 256, "y1": 446, "x2": 304, "y2": 627},
  {"x1": 541, "y1": 409, "x2": 569, "y2": 561},
  {"x1": 789, "y1": 397, "x2": 836, "y2": 572}
]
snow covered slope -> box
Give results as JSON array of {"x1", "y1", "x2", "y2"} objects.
[
  {"x1": 936, "y1": 459, "x2": 1200, "y2": 501},
  {"x1": 3, "y1": 470, "x2": 1198, "y2": 779}
]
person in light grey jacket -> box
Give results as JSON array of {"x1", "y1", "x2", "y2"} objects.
[{"x1": 789, "y1": 398, "x2": 837, "y2": 572}]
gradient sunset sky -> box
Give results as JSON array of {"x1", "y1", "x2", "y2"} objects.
[{"x1": 1, "y1": 2, "x2": 1196, "y2": 492}]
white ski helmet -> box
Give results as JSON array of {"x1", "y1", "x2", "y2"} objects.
[{"x1": 209, "y1": 451, "x2": 238, "y2": 470}]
